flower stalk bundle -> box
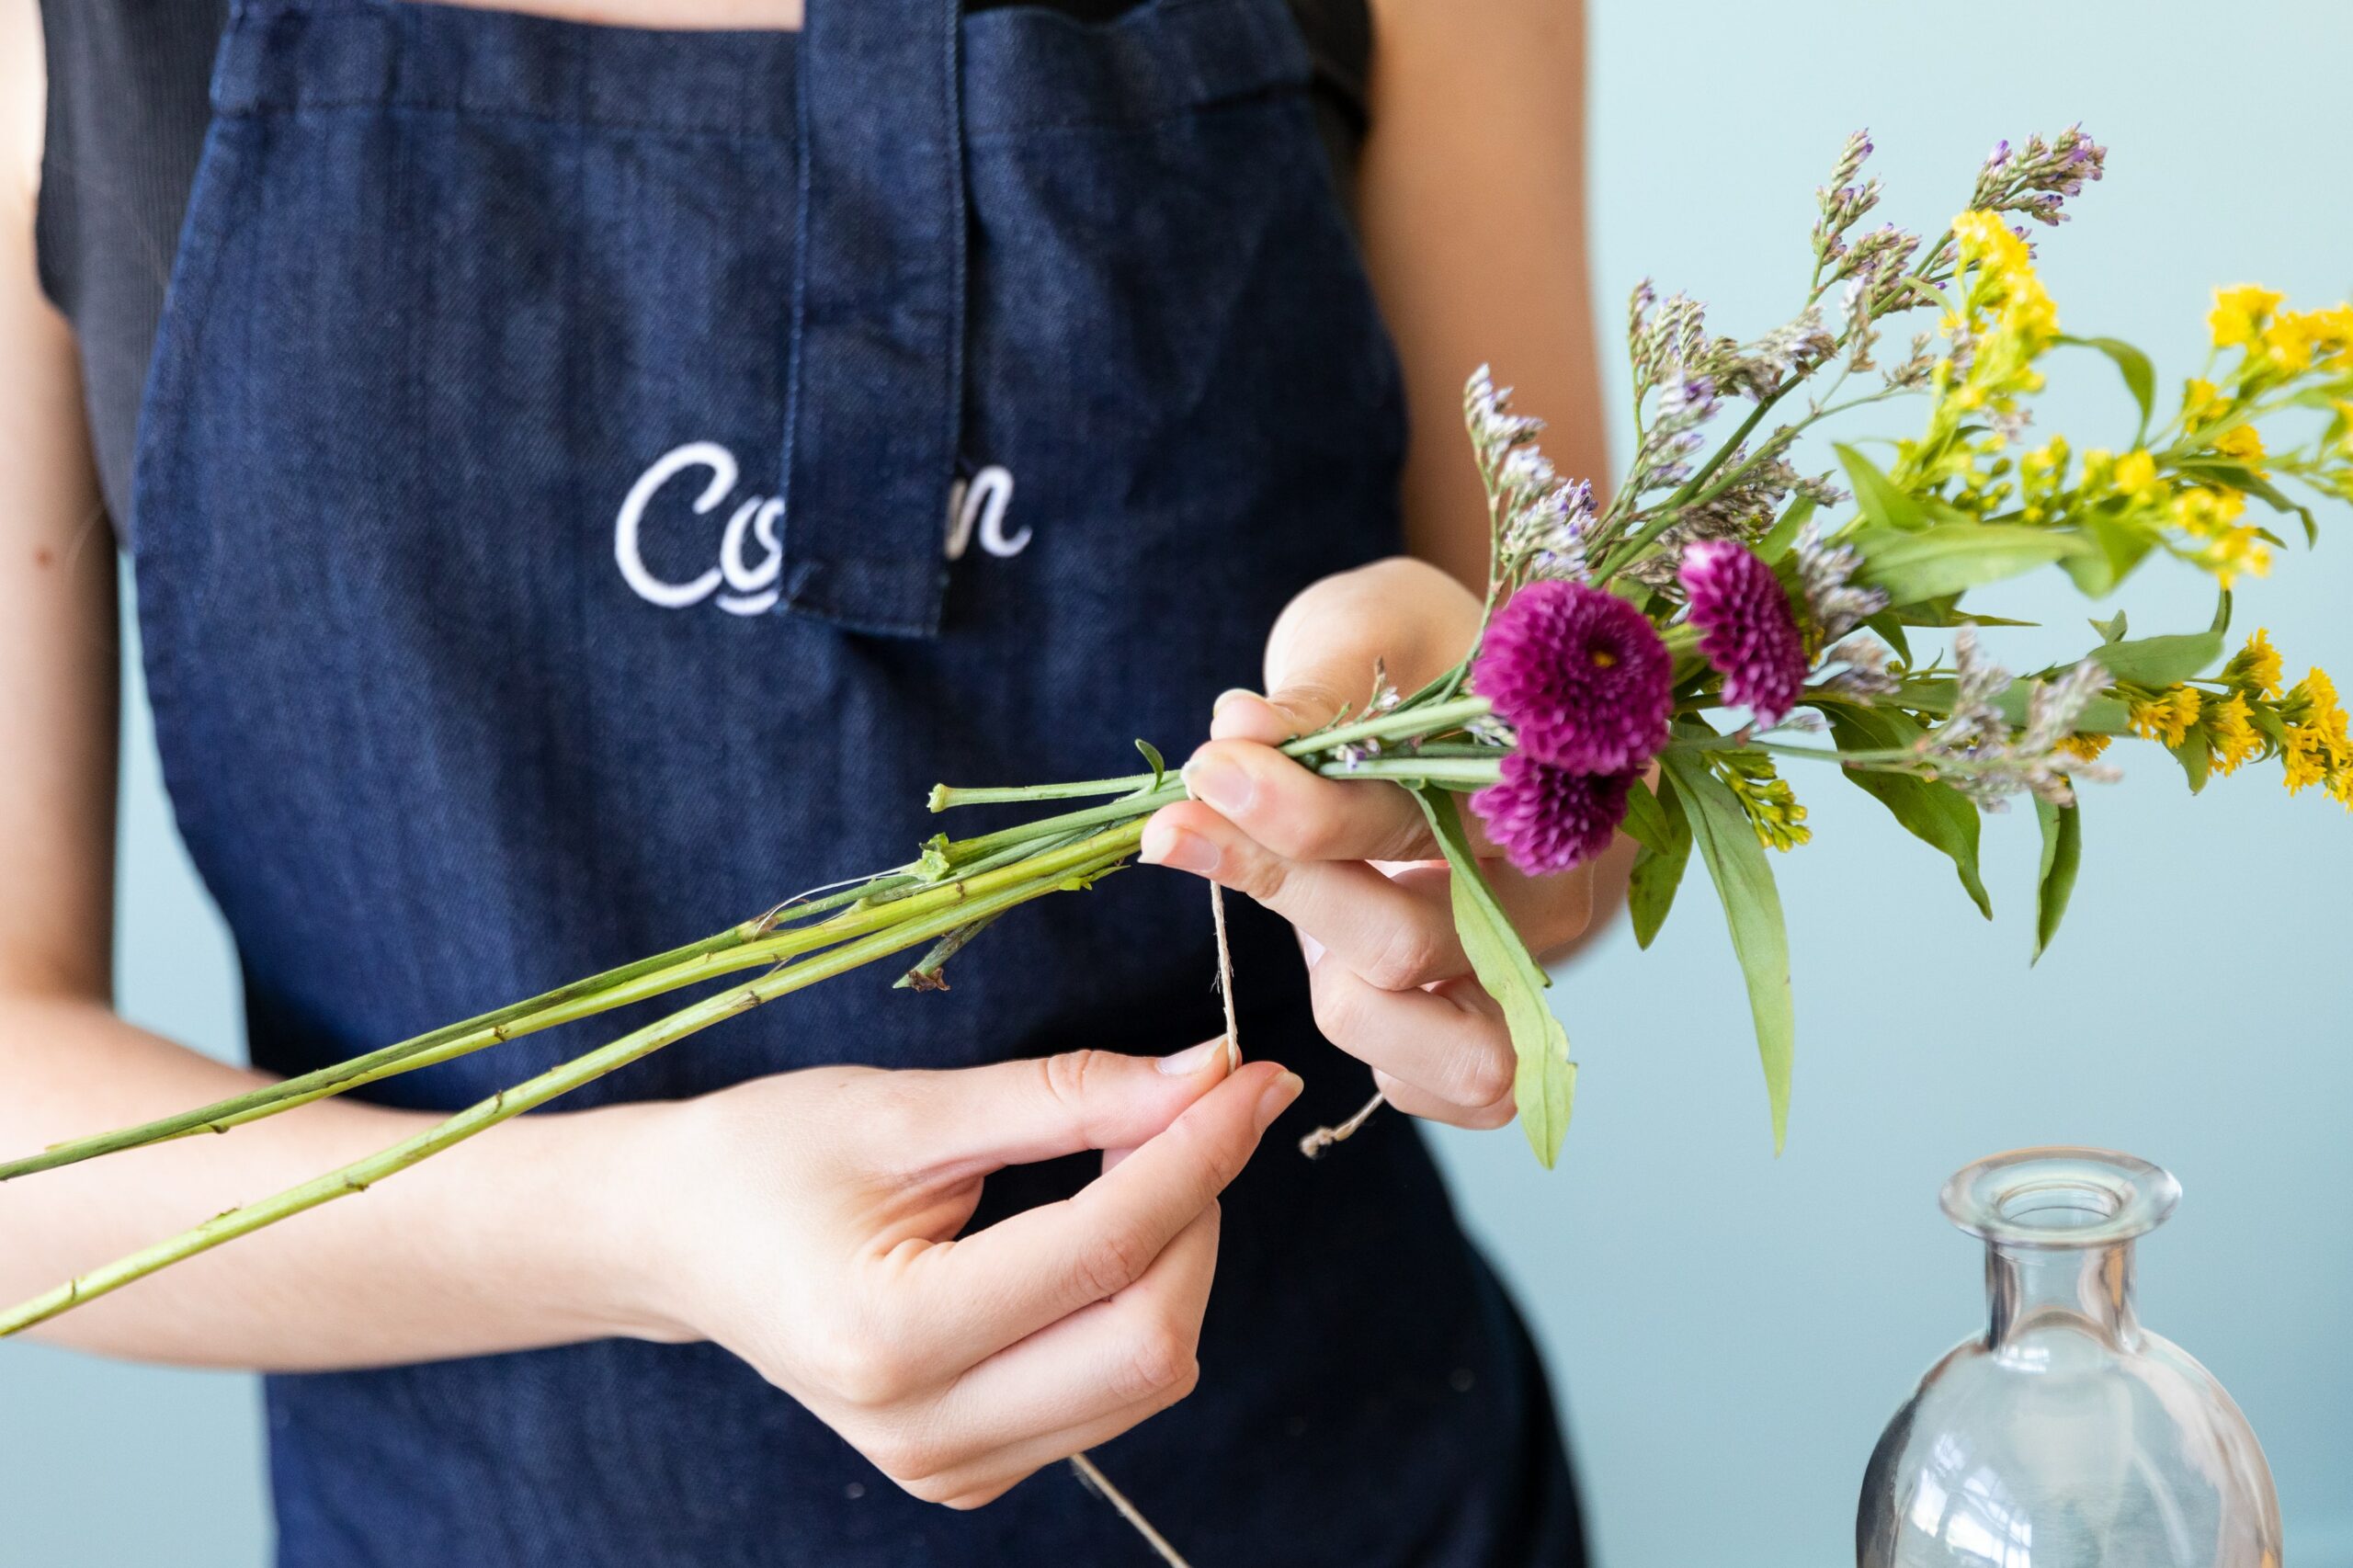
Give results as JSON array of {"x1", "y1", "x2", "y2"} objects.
[{"x1": 6, "y1": 126, "x2": 2353, "y2": 1344}]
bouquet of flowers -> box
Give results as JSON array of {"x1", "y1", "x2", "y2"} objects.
[{"x1": 6, "y1": 125, "x2": 2351, "y2": 1341}]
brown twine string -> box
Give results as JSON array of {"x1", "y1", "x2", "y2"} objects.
[
  {"x1": 1063, "y1": 861, "x2": 1241, "y2": 1563},
  {"x1": 1068, "y1": 1451, "x2": 1194, "y2": 1567}
]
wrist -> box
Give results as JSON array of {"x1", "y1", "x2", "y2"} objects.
[{"x1": 509, "y1": 1096, "x2": 705, "y2": 1346}]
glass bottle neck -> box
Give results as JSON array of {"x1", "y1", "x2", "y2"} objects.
[{"x1": 1984, "y1": 1238, "x2": 2141, "y2": 1353}]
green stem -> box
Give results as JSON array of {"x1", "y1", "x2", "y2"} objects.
[
  {"x1": 892, "y1": 913, "x2": 1006, "y2": 989},
  {"x1": 929, "y1": 776, "x2": 1157, "y2": 812},
  {"x1": 0, "y1": 834, "x2": 1142, "y2": 1339},
  {"x1": 1313, "y1": 757, "x2": 1502, "y2": 785},
  {"x1": 4, "y1": 832, "x2": 1139, "y2": 1180},
  {"x1": 946, "y1": 783, "x2": 1188, "y2": 862},
  {"x1": 1283, "y1": 696, "x2": 1493, "y2": 756},
  {"x1": 0, "y1": 919, "x2": 789, "y2": 1182}
]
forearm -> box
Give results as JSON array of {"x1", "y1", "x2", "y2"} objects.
[
  {"x1": 0, "y1": 994, "x2": 668, "y2": 1369},
  {"x1": 1360, "y1": 0, "x2": 1605, "y2": 593}
]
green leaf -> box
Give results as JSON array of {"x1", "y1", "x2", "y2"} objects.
[
  {"x1": 1411, "y1": 789, "x2": 1575, "y2": 1166},
  {"x1": 1620, "y1": 773, "x2": 1670, "y2": 853},
  {"x1": 1659, "y1": 750, "x2": 1795, "y2": 1153},
  {"x1": 1889, "y1": 597, "x2": 2038, "y2": 629},
  {"x1": 2061, "y1": 335, "x2": 2155, "y2": 443},
  {"x1": 2062, "y1": 512, "x2": 2156, "y2": 597},
  {"x1": 1824, "y1": 708, "x2": 1992, "y2": 919},
  {"x1": 1861, "y1": 610, "x2": 1913, "y2": 667},
  {"x1": 1836, "y1": 444, "x2": 1933, "y2": 533},
  {"x1": 1756, "y1": 494, "x2": 1815, "y2": 564},
  {"x1": 2169, "y1": 729, "x2": 2211, "y2": 794},
  {"x1": 1628, "y1": 774, "x2": 1692, "y2": 950},
  {"x1": 2088, "y1": 631, "x2": 2222, "y2": 687},
  {"x1": 1134, "y1": 740, "x2": 1166, "y2": 790},
  {"x1": 2031, "y1": 796, "x2": 2082, "y2": 963},
  {"x1": 1854, "y1": 524, "x2": 2087, "y2": 604},
  {"x1": 2088, "y1": 609, "x2": 2129, "y2": 643}
]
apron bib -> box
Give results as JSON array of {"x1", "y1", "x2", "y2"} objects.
[{"x1": 131, "y1": 2, "x2": 1583, "y2": 1561}]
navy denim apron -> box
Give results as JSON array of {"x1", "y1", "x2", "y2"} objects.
[{"x1": 130, "y1": 2, "x2": 1586, "y2": 1562}]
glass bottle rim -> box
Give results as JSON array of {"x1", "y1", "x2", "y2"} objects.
[{"x1": 1940, "y1": 1145, "x2": 2181, "y2": 1250}]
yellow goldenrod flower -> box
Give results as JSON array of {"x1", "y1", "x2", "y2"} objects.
[
  {"x1": 2018, "y1": 438, "x2": 2069, "y2": 521},
  {"x1": 2170, "y1": 486, "x2": 2268, "y2": 586},
  {"x1": 1714, "y1": 756, "x2": 1812, "y2": 852},
  {"x1": 2110, "y1": 449, "x2": 2165, "y2": 504},
  {"x1": 2210, "y1": 284, "x2": 2284, "y2": 349},
  {"x1": 2230, "y1": 629, "x2": 2284, "y2": 699},
  {"x1": 2058, "y1": 732, "x2": 2112, "y2": 764},
  {"x1": 2129, "y1": 687, "x2": 2202, "y2": 748},
  {"x1": 2283, "y1": 730, "x2": 2332, "y2": 793},
  {"x1": 2259, "y1": 306, "x2": 2353, "y2": 375},
  {"x1": 2181, "y1": 376, "x2": 2232, "y2": 428},
  {"x1": 2165, "y1": 483, "x2": 2258, "y2": 579},
  {"x1": 2205, "y1": 692, "x2": 2259, "y2": 776},
  {"x1": 2281, "y1": 668, "x2": 2353, "y2": 797},
  {"x1": 2321, "y1": 303, "x2": 2353, "y2": 369},
  {"x1": 2211, "y1": 426, "x2": 2268, "y2": 470}
]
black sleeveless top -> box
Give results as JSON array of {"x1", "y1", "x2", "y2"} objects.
[{"x1": 35, "y1": 0, "x2": 1373, "y2": 530}]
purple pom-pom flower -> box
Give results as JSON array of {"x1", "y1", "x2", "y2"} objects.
[
  {"x1": 1680, "y1": 540, "x2": 1809, "y2": 726},
  {"x1": 1472, "y1": 756, "x2": 1636, "y2": 876},
  {"x1": 1471, "y1": 582, "x2": 1674, "y2": 774}
]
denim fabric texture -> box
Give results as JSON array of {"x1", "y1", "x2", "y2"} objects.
[{"x1": 129, "y1": 1, "x2": 1586, "y2": 1561}]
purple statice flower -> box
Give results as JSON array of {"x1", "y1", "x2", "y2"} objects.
[
  {"x1": 1966, "y1": 123, "x2": 2107, "y2": 226},
  {"x1": 1472, "y1": 756, "x2": 1636, "y2": 876},
  {"x1": 1471, "y1": 581, "x2": 1674, "y2": 774},
  {"x1": 1679, "y1": 540, "x2": 1809, "y2": 726}
]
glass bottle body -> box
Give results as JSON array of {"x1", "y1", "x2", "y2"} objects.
[{"x1": 1858, "y1": 1148, "x2": 2281, "y2": 1568}]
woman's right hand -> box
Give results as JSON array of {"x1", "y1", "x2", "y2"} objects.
[{"x1": 607, "y1": 1044, "x2": 1300, "y2": 1509}]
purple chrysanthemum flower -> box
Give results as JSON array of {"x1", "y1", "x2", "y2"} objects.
[
  {"x1": 1680, "y1": 539, "x2": 1809, "y2": 726},
  {"x1": 1470, "y1": 582, "x2": 1673, "y2": 774},
  {"x1": 1472, "y1": 756, "x2": 1636, "y2": 876}
]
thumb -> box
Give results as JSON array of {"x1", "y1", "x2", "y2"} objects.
[
  {"x1": 1211, "y1": 560, "x2": 1483, "y2": 746},
  {"x1": 893, "y1": 1041, "x2": 1233, "y2": 1176}
]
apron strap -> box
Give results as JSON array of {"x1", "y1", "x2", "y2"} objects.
[{"x1": 778, "y1": 0, "x2": 966, "y2": 638}]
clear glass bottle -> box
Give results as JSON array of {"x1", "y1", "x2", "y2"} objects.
[{"x1": 1858, "y1": 1147, "x2": 2282, "y2": 1568}]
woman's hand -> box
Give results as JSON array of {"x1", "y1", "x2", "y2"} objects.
[
  {"x1": 1141, "y1": 558, "x2": 1622, "y2": 1131},
  {"x1": 609, "y1": 1045, "x2": 1299, "y2": 1508}
]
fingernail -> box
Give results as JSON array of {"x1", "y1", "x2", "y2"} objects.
[
  {"x1": 1140, "y1": 822, "x2": 1221, "y2": 874},
  {"x1": 1181, "y1": 756, "x2": 1253, "y2": 817},
  {"x1": 1158, "y1": 1039, "x2": 1224, "y2": 1076},
  {"x1": 1212, "y1": 687, "x2": 1262, "y2": 716},
  {"x1": 1255, "y1": 1071, "x2": 1304, "y2": 1131}
]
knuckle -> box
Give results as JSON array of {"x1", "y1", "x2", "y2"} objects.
[
  {"x1": 1468, "y1": 1093, "x2": 1519, "y2": 1131},
  {"x1": 1227, "y1": 845, "x2": 1290, "y2": 906},
  {"x1": 1450, "y1": 1039, "x2": 1517, "y2": 1111},
  {"x1": 1073, "y1": 1223, "x2": 1151, "y2": 1302},
  {"x1": 1308, "y1": 962, "x2": 1364, "y2": 1046},
  {"x1": 1264, "y1": 801, "x2": 1347, "y2": 864},
  {"x1": 814, "y1": 1326, "x2": 924, "y2": 1410},
  {"x1": 867, "y1": 1428, "x2": 953, "y2": 1489},
  {"x1": 938, "y1": 1480, "x2": 1017, "y2": 1512},
  {"x1": 1362, "y1": 921, "x2": 1443, "y2": 993},
  {"x1": 1040, "y1": 1049, "x2": 1107, "y2": 1138},
  {"x1": 1117, "y1": 1323, "x2": 1199, "y2": 1403}
]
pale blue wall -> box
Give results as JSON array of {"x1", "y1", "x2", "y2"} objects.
[{"x1": 5, "y1": 1, "x2": 2348, "y2": 1562}]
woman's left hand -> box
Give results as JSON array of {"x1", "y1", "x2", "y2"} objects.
[{"x1": 1142, "y1": 558, "x2": 1621, "y2": 1131}]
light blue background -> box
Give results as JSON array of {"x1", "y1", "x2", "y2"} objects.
[{"x1": 6, "y1": 0, "x2": 2349, "y2": 1562}]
